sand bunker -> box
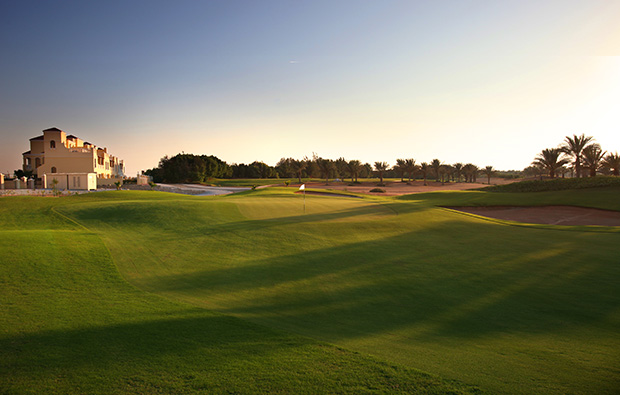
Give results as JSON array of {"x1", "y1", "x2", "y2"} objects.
[
  {"x1": 446, "y1": 206, "x2": 620, "y2": 226},
  {"x1": 295, "y1": 190, "x2": 362, "y2": 198}
]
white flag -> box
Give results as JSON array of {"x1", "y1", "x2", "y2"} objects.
[{"x1": 299, "y1": 184, "x2": 305, "y2": 190}]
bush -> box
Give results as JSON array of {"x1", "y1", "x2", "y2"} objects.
[
  {"x1": 369, "y1": 188, "x2": 386, "y2": 193},
  {"x1": 481, "y1": 176, "x2": 620, "y2": 193}
]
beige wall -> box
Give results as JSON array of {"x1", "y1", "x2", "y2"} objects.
[
  {"x1": 136, "y1": 174, "x2": 151, "y2": 185},
  {"x1": 96, "y1": 177, "x2": 123, "y2": 187},
  {"x1": 46, "y1": 173, "x2": 97, "y2": 190},
  {"x1": 39, "y1": 152, "x2": 96, "y2": 176}
]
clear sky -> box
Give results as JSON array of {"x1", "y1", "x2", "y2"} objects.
[{"x1": 1, "y1": 0, "x2": 619, "y2": 175}]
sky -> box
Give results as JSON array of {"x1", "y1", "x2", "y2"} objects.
[{"x1": 1, "y1": 0, "x2": 619, "y2": 175}]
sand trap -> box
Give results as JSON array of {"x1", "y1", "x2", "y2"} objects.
[
  {"x1": 295, "y1": 190, "x2": 362, "y2": 198},
  {"x1": 446, "y1": 206, "x2": 620, "y2": 226}
]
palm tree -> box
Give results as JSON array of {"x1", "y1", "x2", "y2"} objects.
[
  {"x1": 582, "y1": 144, "x2": 606, "y2": 177},
  {"x1": 561, "y1": 134, "x2": 594, "y2": 178},
  {"x1": 395, "y1": 159, "x2": 407, "y2": 182},
  {"x1": 334, "y1": 157, "x2": 348, "y2": 180},
  {"x1": 523, "y1": 164, "x2": 544, "y2": 180},
  {"x1": 532, "y1": 148, "x2": 569, "y2": 178},
  {"x1": 374, "y1": 162, "x2": 389, "y2": 185},
  {"x1": 430, "y1": 159, "x2": 442, "y2": 182},
  {"x1": 347, "y1": 160, "x2": 362, "y2": 182},
  {"x1": 462, "y1": 163, "x2": 479, "y2": 183},
  {"x1": 438, "y1": 165, "x2": 451, "y2": 185},
  {"x1": 443, "y1": 164, "x2": 454, "y2": 182},
  {"x1": 557, "y1": 165, "x2": 569, "y2": 178},
  {"x1": 602, "y1": 152, "x2": 620, "y2": 176},
  {"x1": 291, "y1": 159, "x2": 307, "y2": 183},
  {"x1": 483, "y1": 166, "x2": 494, "y2": 184},
  {"x1": 404, "y1": 159, "x2": 416, "y2": 182},
  {"x1": 419, "y1": 162, "x2": 429, "y2": 185},
  {"x1": 317, "y1": 158, "x2": 334, "y2": 184},
  {"x1": 453, "y1": 163, "x2": 463, "y2": 182}
]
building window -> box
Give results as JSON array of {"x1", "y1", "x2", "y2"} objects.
[
  {"x1": 51, "y1": 167, "x2": 57, "y2": 173},
  {"x1": 35, "y1": 158, "x2": 41, "y2": 167},
  {"x1": 50, "y1": 140, "x2": 56, "y2": 149}
]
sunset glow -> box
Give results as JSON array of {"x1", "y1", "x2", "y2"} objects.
[{"x1": 1, "y1": 1, "x2": 619, "y2": 175}]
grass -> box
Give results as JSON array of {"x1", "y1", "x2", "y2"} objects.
[
  {"x1": 3, "y1": 187, "x2": 620, "y2": 394},
  {"x1": 0, "y1": 194, "x2": 477, "y2": 394}
]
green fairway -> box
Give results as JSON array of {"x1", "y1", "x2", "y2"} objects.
[
  {"x1": 0, "y1": 195, "x2": 477, "y2": 394},
  {"x1": 3, "y1": 187, "x2": 619, "y2": 393}
]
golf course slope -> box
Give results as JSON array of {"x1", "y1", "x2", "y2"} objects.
[{"x1": 3, "y1": 186, "x2": 620, "y2": 394}]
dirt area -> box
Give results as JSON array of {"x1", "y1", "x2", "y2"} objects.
[
  {"x1": 293, "y1": 178, "x2": 514, "y2": 196},
  {"x1": 446, "y1": 206, "x2": 620, "y2": 226}
]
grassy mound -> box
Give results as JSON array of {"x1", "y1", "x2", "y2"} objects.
[
  {"x1": 49, "y1": 188, "x2": 620, "y2": 394},
  {"x1": 0, "y1": 194, "x2": 476, "y2": 394},
  {"x1": 481, "y1": 176, "x2": 620, "y2": 192}
]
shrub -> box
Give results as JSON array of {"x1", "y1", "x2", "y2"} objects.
[
  {"x1": 369, "y1": 188, "x2": 386, "y2": 193},
  {"x1": 482, "y1": 176, "x2": 620, "y2": 193}
]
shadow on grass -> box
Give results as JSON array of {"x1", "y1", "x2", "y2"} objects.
[
  {"x1": 141, "y1": 220, "x2": 620, "y2": 342},
  {"x1": 62, "y1": 198, "x2": 429, "y2": 240},
  {"x1": 0, "y1": 311, "x2": 477, "y2": 394}
]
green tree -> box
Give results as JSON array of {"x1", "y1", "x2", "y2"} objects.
[
  {"x1": 14, "y1": 169, "x2": 34, "y2": 179},
  {"x1": 462, "y1": 163, "x2": 479, "y2": 183},
  {"x1": 374, "y1": 161, "x2": 389, "y2": 185},
  {"x1": 483, "y1": 166, "x2": 494, "y2": 184},
  {"x1": 291, "y1": 159, "x2": 307, "y2": 183},
  {"x1": 394, "y1": 159, "x2": 407, "y2": 182},
  {"x1": 275, "y1": 158, "x2": 294, "y2": 178},
  {"x1": 430, "y1": 159, "x2": 442, "y2": 182},
  {"x1": 419, "y1": 162, "x2": 429, "y2": 185},
  {"x1": 334, "y1": 157, "x2": 348, "y2": 180},
  {"x1": 561, "y1": 134, "x2": 594, "y2": 178},
  {"x1": 317, "y1": 158, "x2": 335, "y2": 184},
  {"x1": 582, "y1": 144, "x2": 606, "y2": 177},
  {"x1": 532, "y1": 148, "x2": 569, "y2": 178},
  {"x1": 602, "y1": 152, "x2": 620, "y2": 176},
  {"x1": 453, "y1": 163, "x2": 463, "y2": 182},
  {"x1": 438, "y1": 164, "x2": 451, "y2": 185},
  {"x1": 347, "y1": 160, "x2": 362, "y2": 182},
  {"x1": 404, "y1": 159, "x2": 416, "y2": 182},
  {"x1": 361, "y1": 163, "x2": 373, "y2": 178}
]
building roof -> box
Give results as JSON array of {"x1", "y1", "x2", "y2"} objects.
[
  {"x1": 29, "y1": 135, "x2": 44, "y2": 141},
  {"x1": 66, "y1": 134, "x2": 78, "y2": 139},
  {"x1": 43, "y1": 127, "x2": 62, "y2": 132},
  {"x1": 22, "y1": 150, "x2": 31, "y2": 155}
]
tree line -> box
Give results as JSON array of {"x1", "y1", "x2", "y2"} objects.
[
  {"x1": 528, "y1": 134, "x2": 619, "y2": 179},
  {"x1": 144, "y1": 133, "x2": 618, "y2": 184},
  {"x1": 145, "y1": 152, "x2": 495, "y2": 184}
]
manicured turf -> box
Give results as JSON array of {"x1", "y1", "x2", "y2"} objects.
[
  {"x1": 0, "y1": 195, "x2": 477, "y2": 394},
  {"x1": 3, "y1": 187, "x2": 619, "y2": 393}
]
